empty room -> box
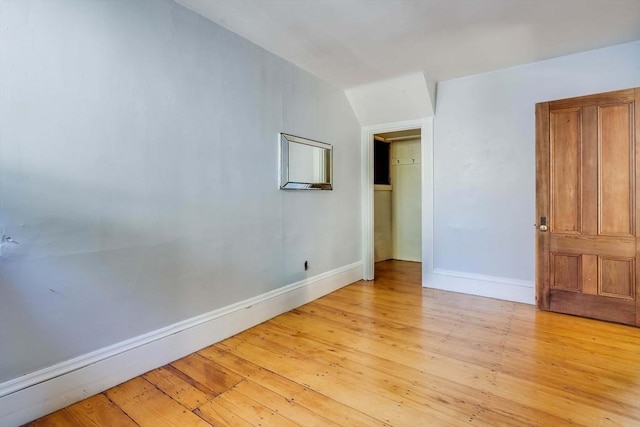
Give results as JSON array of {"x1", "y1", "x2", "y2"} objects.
[{"x1": 1, "y1": 0, "x2": 639, "y2": 425}]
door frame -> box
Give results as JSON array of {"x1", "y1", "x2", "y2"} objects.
[
  {"x1": 361, "y1": 118, "x2": 434, "y2": 280},
  {"x1": 535, "y1": 102, "x2": 551, "y2": 310}
]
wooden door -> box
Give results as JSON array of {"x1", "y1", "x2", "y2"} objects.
[{"x1": 536, "y1": 88, "x2": 639, "y2": 326}]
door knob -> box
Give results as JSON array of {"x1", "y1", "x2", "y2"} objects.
[{"x1": 539, "y1": 216, "x2": 548, "y2": 232}]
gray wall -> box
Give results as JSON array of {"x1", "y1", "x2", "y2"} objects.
[
  {"x1": 433, "y1": 41, "x2": 640, "y2": 283},
  {"x1": 0, "y1": 0, "x2": 361, "y2": 382}
]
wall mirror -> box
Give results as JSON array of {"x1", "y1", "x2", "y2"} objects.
[{"x1": 280, "y1": 133, "x2": 333, "y2": 190}]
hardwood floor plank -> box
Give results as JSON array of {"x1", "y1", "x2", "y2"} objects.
[
  {"x1": 27, "y1": 410, "x2": 79, "y2": 427},
  {"x1": 170, "y1": 352, "x2": 243, "y2": 395},
  {"x1": 490, "y1": 373, "x2": 639, "y2": 426},
  {"x1": 198, "y1": 387, "x2": 299, "y2": 427},
  {"x1": 193, "y1": 400, "x2": 252, "y2": 427},
  {"x1": 104, "y1": 377, "x2": 210, "y2": 427},
  {"x1": 143, "y1": 365, "x2": 216, "y2": 410},
  {"x1": 27, "y1": 394, "x2": 137, "y2": 427},
  {"x1": 62, "y1": 394, "x2": 138, "y2": 427},
  {"x1": 230, "y1": 379, "x2": 342, "y2": 427}
]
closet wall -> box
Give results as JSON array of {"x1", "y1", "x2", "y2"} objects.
[
  {"x1": 374, "y1": 137, "x2": 421, "y2": 262},
  {"x1": 391, "y1": 138, "x2": 422, "y2": 262}
]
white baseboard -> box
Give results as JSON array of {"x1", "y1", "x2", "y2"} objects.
[
  {"x1": 0, "y1": 261, "x2": 363, "y2": 427},
  {"x1": 425, "y1": 268, "x2": 535, "y2": 305}
]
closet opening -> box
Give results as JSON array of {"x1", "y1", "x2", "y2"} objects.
[{"x1": 373, "y1": 129, "x2": 422, "y2": 266}]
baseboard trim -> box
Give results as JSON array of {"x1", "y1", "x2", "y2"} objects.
[
  {"x1": 0, "y1": 261, "x2": 363, "y2": 427},
  {"x1": 425, "y1": 268, "x2": 535, "y2": 305}
]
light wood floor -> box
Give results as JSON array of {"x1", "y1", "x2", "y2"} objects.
[{"x1": 28, "y1": 260, "x2": 640, "y2": 426}]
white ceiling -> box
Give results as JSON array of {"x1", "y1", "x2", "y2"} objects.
[{"x1": 177, "y1": 0, "x2": 640, "y2": 89}]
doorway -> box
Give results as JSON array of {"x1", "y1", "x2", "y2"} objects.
[
  {"x1": 361, "y1": 118, "x2": 433, "y2": 281},
  {"x1": 373, "y1": 129, "x2": 422, "y2": 265}
]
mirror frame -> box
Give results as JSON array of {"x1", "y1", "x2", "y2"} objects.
[{"x1": 279, "y1": 133, "x2": 333, "y2": 190}]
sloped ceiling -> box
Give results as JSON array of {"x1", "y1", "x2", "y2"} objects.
[{"x1": 176, "y1": 0, "x2": 640, "y2": 89}]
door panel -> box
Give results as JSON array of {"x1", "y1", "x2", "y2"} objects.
[
  {"x1": 550, "y1": 253, "x2": 580, "y2": 291},
  {"x1": 536, "y1": 88, "x2": 639, "y2": 326},
  {"x1": 550, "y1": 108, "x2": 582, "y2": 233},
  {"x1": 599, "y1": 103, "x2": 633, "y2": 236},
  {"x1": 599, "y1": 257, "x2": 634, "y2": 298}
]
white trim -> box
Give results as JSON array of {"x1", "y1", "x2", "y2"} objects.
[
  {"x1": 0, "y1": 262, "x2": 362, "y2": 427},
  {"x1": 361, "y1": 118, "x2": 429, "y2": 280},
  {"x1": 421, "y1": 117, "x2": 435, "y2": 278},
  {"x1": 374, "y1": 184, "x2": 392, "y2": 191},
  {"x1": 426, "y1": 268, "x2": 535, "y2": 305},
  {"x1": 361, "y1": 125, "x2": 374, "y2": 280}
]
